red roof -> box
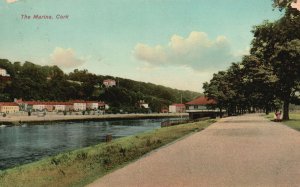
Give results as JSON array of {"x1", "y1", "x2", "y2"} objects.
[
  {"x1": 103, "y1": 79, "x2": 115, "y2": 82},
  {"x1": 48, "y1": 102, "x2": 73, "y2": 105},
  {"x1": 0, "y1": 102, "x2": 19, "y2": 106},
  {"x1": 185, "y1": 97, "x2": 216, "y2": 105},
  {"x1": 18, "y1": 100, "x2": 103, "y2": 105},
  {"x1": 86, "y1": 101, "x2": 99, "y2": 103},
  {"x1": 23, "y1": 101, "x2": 73, "y2": 105},
  {"x1": 69, "y1": 100, "x2": 86, "y2": 103}
]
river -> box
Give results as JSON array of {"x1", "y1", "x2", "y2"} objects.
[{"x1": 0, "y1": 117, "x2": 185, "y2": 170}]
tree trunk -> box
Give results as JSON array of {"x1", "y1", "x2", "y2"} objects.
[
  {"x1": 283, "y1": 99, "x2": 290, "y2": 120},
  {"x1": 219, "y1": 108, "x2": 223, "y2": 118},
  {"x1": 265, "y1": 104, "x2": 269, "y2": 115}
]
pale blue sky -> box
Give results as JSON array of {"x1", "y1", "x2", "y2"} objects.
[{"x1": 0, "y1": 0, "x2": 283, "y2": 92}]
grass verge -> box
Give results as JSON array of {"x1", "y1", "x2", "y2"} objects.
[
  {"x1": 266, "y1": 112, "x2": 300, "y2": 131},
  {"x1": 0, "y1": 119, "x2": 215, "y2": 187}
]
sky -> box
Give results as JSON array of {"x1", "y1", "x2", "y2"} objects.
[{"x1": 0, "y1": 0, "x2": 284, "y2": 92}]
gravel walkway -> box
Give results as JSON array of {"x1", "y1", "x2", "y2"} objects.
[{"x1": 88, "y1": 114, "x2": 300, "y2": 187}]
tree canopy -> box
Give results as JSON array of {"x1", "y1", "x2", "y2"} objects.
[{"x1": 203, "y1": 1, "x2": 300, "y2": 119}]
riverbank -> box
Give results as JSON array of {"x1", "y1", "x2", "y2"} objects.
[
  {"x1": 0, "y1": 113, "x2": 189, "y2": 125},
  {"x1": 0, "y1": 119, "x2": 215, "y2": 187}
]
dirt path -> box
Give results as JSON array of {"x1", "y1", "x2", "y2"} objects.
[{"x1": 88, "y1": 114, "x2": 300, "y2": 187}]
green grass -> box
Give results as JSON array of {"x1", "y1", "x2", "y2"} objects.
[
  {"x1": 0, "y1": 119, "x2": 215, "y2": 187},
  {"x1": 266, "y1": 112, "x2": 300, "y2": 131}
]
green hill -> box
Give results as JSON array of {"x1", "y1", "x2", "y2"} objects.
[{"x1": 0, "y1": 59, "x2": 201, "y2": 112}]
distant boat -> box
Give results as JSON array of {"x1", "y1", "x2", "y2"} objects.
[{"x1": 0, "y1": 125, "x2": 6, "y2": 128}]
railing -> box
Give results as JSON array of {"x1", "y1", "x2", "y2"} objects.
[{"x1": 186, "y1": 109, "x2": 220, "y2": 113}]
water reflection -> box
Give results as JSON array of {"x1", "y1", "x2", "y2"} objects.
[{"x1": 0, "y1": 118, "x2": 183, "y2": 170}]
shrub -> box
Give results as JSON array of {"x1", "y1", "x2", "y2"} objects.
[{"x1": 76, "y1": 152, "x2": 88, "y2": 160}]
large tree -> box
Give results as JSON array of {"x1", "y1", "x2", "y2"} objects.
[
  {"x1": 271, "y1": 39, "x2": 300, "y2": 119},
  {"x1": 251, "y1": 5, "x2": 300, "y2": 119},
  {"x1": 241, "y1": 55, "x2": 278, "y2": 114},
  {"x1": 203, "y1": 63, "x2": 248, "y2": 116},
  {"x1": 203, "y1": 71, "x2": 230, "y2": 114}
]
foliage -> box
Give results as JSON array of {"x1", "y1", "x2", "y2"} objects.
[
  {"x1": 0, "y1": 60, "x2": 200, "y2": 112},
  {"x1": 203, "y1": 1, "x2": 300, "y2": 119},
  {"x1": 273, "y1": 0, "x2": 295, "y2": 10}
]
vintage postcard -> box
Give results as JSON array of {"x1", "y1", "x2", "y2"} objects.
[{"x1": 0, "y1": 0, "x2": 300, "y2": 186}]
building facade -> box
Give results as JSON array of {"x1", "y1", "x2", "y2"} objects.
[
  {"x1": 53, "y1": 103, "x2": 66, "y2": 111},
  {"x1": 185, "y1": 97, "x2": 218, "y2": 119},
  {"x1": 138, "y1": 100, "x2": 149, "y2": 109},
  {"x1": 98, "y1": 102, "x2": 109, "y2": 110},
  {"x1": 0, "y1": 68, "x2": 10, "y2": 77},
  {"x1": 72, "y1": 100, "x2": 87, "y2": 111},
  {"x1": 32, "y1": 104, "x2": 46, "y2": 111},
  {"x1": 86, "y1": 101, "x2": 99, "y2": 110},
  {"x1": 103, "y1": 79, "x2": 116, "y2": 87},
  {"x1": 169, "y1": 104, "x2": 186, "y2": 113},
  {"x1": 0, "y1": 102, "x2": 19, "y2": 113},
  {"x1": 14, "y1": 100, "x2": 107, "y2": 112}
]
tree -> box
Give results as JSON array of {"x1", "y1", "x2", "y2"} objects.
[
  {"x1": 271, "y1": 39, "x2": 300, "y2": 119},
  {"x1": 203, "y1": 71, "x2": 230, "y2": 114},
  {"x1": 273, "y1": 0, "x2": 295, "y2": 10},
  {"x1": 203, "y1": 63, "x2": 246, "y2": 116},
  {"x1": 251, "y1": 6, "x2": 300, "y2": 120},
  {"x1": 241, "y1": 55, "x2": 277, "y2": 114}
]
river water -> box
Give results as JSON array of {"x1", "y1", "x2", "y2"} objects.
[{"x1": 0, "y1": 117, "x2": 184, "y2": 170}]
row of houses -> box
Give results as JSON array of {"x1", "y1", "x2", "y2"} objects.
[
  {"x1": 1, "y1": 95, "x2": 216, "y2": 116},
  {"x1": 0, "y1": 100, "x2": 109, "y2": 114}
]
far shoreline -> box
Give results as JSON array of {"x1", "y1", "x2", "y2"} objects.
[{"x1": 0, "y1": 113, "x2": 189, "y2": 125}]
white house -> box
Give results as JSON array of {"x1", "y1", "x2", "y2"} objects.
[
  {"x1": 0, "y1": 68, "x2": 10, "y2": 77},
  {"x1": 185, "y1": 97, "x2": 216, "y2": 111},
  {"x1": 185, "y1": 97, "x2": 219, "y2": 119},
  {"x1": 138, "y1": 100, "x2": 149, "y2": 109},
  {"x1": 53, "y1": 103, "x2": 66, "y2": 111},
  {"x1": 103, "y1": 79, "x2": 116, "y2": 88},
  {"x1": 99, "y1": 102, "x2": 109, "y2": 110},
  {"x1": 0, "y1": 102, "x2": 19, "y2": 113},
  {"x1": 32, "y1": 104, "x2": 46, "y2": 111},
  {"x1": 71, "y1": 100, "x2": 87, "y2": 111},
  {"x1": 169, "y1": 104, "x2": 186, "y2": 113},
  {"x1": 86, "y1": 101, "x2": 99, "y2": 110}
]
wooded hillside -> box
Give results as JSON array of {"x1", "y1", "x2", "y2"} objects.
[{"x1": 0, "y1": 59, "x2": 201, "y2": 112}]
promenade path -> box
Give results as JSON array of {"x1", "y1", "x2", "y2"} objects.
[{"x1": 88, "y1": 114, "x2": 300, "y2": 187}]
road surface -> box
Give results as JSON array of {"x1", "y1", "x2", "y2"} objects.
[{"x1": 88, "y1": 114, "x2": 300, "y2": 187}]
